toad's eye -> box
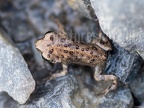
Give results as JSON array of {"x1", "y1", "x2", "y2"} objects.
[{"x1": 50, "y1": 35, "x2": 54, "y2": 41}]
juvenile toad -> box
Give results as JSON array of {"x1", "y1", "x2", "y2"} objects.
[{"x1": 35, "y1": 20, "x2": 117, "y2": 94}]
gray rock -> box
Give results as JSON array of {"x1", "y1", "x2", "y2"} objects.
[
  {"x1": 0, "y1": 32, "x2": 35, "y2": 104},
  {"x1": 105, "y1": 43, "x2": 143, "y2": 84},
  {"x1": 20, "y1": 75, "x2": 77, "y2": 108},
  {"x1": 0, "y1": 0, "x2": 138, "y2": 107},
  {"x1": 0, "y1": 92, "x2": 18, "y2": 108},
  {"x1": 130, "y1": 66, "x2": 144, "y2": 105},
  {"x1": 66, "y1": 0, "x2": 92, "y2": 19},
  {"x1": 90, "y1": 0, "x2": 144, "y2": 59},
  {"x1": 66, "y1": 0, "x2": 144, "y2": 59},
  {"x1": 98, "y1": 88, "x2": 133, "y2": 108},
  {"x1": 70, "y1": 68, "x2": 133, "y2": 108},
  {"x1": 0, "y1": 67, "x2": 133, "y2": 108}
]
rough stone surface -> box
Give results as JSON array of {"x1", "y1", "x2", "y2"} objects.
[
  {"x1": 130, "y1": 66, "x2": 144, "y2": 105},
  {"x1": 67, "y1": 0, "x2": 144, "y2": 59},
  {"x1": 20, "y1": 75, "x2": 77, "y2": 108},
  {"x1": 105, "y1": 43, "x2": 143, "y2": 84},
  {"x1": 0, "y1": 68, "x2": 133, "y2": 108},
  {"x1": 98, "y1": 88, "x2": 133, "y2": 108},
  {"x1": 0, "y1": 92, "x2": 18, "y2": 108},
  {"x1": 0, "y1": 0, "x2": 142, "y2": 107},
  {"x1": 70, "y1": 68, "x2": 133, "y2": 108},
  {"x1": 90, "y1": 0, "x2": 144, "y2": 59},
  {"x1": 0, "y1": 32, "x2": 35, "y2": 104},
  {"x1": 66, "y1": 0, "x2": 91, "y2": 19}
]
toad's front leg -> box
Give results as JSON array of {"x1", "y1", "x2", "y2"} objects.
[
  {"x1": 92, "y1": 30, "x2": 112, "y2": 51},
  {"x1": 49, "y1": 64, "x2": 68, "y2": 81},
  {"x1": 94, "y1": 65, "x2": 117, "y2": 94}
]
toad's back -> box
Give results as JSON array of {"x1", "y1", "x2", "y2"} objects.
[{"x1": 36, "y1": 32, "x2": 107, "y2": 67}]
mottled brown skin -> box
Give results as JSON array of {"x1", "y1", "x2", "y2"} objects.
[
  {"x1": 36, "y1": 32, "x2": 107, "y2": 67},
  {"x1": 35, "y1": 19, "x2": 117, "y2": 94},
  {"x1": 36, "y1": 32, "x2": 117, "y2": 94}
]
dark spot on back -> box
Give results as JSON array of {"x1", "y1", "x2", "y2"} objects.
[
  {"x1": 104, "y1": 54, "x2": 107, "y2": 58},
  {"x1": 81, "y1": 48, "x2": 84, "y2": 51},
  {"x1": 90, "y1": 51, "x2": 93, "y2": 55},
  {"x1": 94, "y1": 55, "x2": 98, "y2": 58},
  {"x1": 56, "y1": 56, "x2": 59, "y2": 59},
  {"x1": 64, "y1": 50, "x2": 68, "y2": 53},
  {"x1": 76, "y1": 45, "x2": 79, "y2": 49},
  {"x1": 69, "y1": 51, "x2": 74, "y2": 55},
  {"x1": 67, "y1": 57, "x2": 72, "y2": 61},
  {"x1": 100, "y1": 41, "x2": 105, "y2": 45},
  {"x1": 61, "y1": 55, "x2": 64, "y2": 58},
  {"x1": 64, "y1": 44, "x2": 67, "y2": 47},
  {"x1": 92, "y1": 46, "x2": 97, "y2": 50},
  {"x1": 49, "y1": 49, "x2": 54, "y2": 54},
  {"x1": 90, "y1": 59, "x2": 95, "y2": 63}
]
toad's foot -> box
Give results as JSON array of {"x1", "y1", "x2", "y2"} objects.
[
  {"x1": 94, "y1": 66, "x2": 117, "y2": 95},
  {"x1": 49, "y1": 64, "x2": 68, "y2": 81}
]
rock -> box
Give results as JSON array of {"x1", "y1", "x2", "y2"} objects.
[
  {"x1": 67, "y1": 0, "x2": 144, "y2": 59},
  {"x1": 105, "y1": 43, "x2": 143, "y2": 84},
  {"x1": 0, "y1": 31, "x2": 35, "y2": 104},
  {"x1": 20, "y1": 75, "x2": 77, "y2": 108},
  {"x1": 130, "y1": 66, "x2": 144, "y2": 105},
  {"x1": 70, "y1": 67, "x2": 133, "y2": 108},
  {"x1": 0, "y1": 6, "x2": 34, "y2": 42},
  {"x1": 90, "y1": 0, "x2": 144, "y2": 59},
  {"x1": 98, "y1": 88, "x2": 133, "y2": 108},
  {"x1": 0, "y1": 0, "x2": 140, "y2": 107},
  {"x1": 0, "y1": 92, "x2": 18, "y2": 108},
  {"x1": 66, "y1": 0, "x2": 92, "y2": 19},
  {"x1": 0, "y1": 0, "x2": 54, "y2": 42},
  {"x1": 0, "y1": 66, "x2": 133, "y2": 108},
  {"x1": 19, "y1": 67, "x2": 133, "y2": 108}
]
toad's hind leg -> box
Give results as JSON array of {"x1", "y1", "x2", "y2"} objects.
[
  {"x1": 94, "y1": 65, "x2": 117, "y2": 94},
  {"x1": 49, "y1": 64, "x2": 68, "y2": 81}
]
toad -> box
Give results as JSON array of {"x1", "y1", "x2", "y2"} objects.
[{"x1": 35, "y1": 19, "x2": 117, "y2": 94}]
